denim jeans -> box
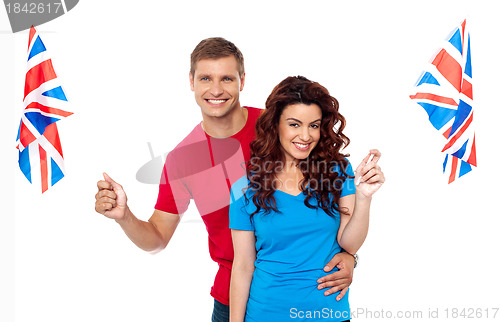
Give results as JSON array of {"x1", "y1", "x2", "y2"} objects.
[{"x1": 212, "y1": 299, "x2": 229, "y2": 322}]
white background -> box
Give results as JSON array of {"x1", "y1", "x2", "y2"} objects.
[{"x1": 1, "y1": 1, "x2": 499, "y2": 321}]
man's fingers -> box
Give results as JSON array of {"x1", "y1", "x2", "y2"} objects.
[
  {"x1": 103, "y1": 172, "x2": 120, "y2": 189},
  {"x1": 317, "y1": 268, "x2": 350, "y2": 284},
  {"x1": 97, "y1": 180, "x2": 112, "y2": 190},
  {"x1": 317, "y1": 277, "x2": 348, "y2": 289},
  {"x1": 336, "y1": 287, "x2": 348, "y2": 301},
  {"x1": 319, "y1": 280, "x2": 350, "y2": 296},
  {"x1": 96, "y1": 189, "x2": 117, "y2": 200},
  {"x1": 99, "y1": 196, "x2": 117, "y2": 207},
  {"x1": 323, "y1": 254, "x2": 342, "y2": 272},
  {"x1": 317, "y1": 274, "x2": 351, "y2": 296},
  {"x1": 324, "y1": 286, "x2": 341, "y2": 296},
  {"x1": 95, "y1": 173, "x2": 127, "y2": 219},
  {"x1": 95, "y1": 201, "x2": 113, "y2": 214}
]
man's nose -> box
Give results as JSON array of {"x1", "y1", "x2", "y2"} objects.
[{"x1": 210, "y1": 82, "x2": 223, "y2": 96}]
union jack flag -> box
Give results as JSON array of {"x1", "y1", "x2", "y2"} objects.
[
  {"x1": 410, "y1": 19, "x2": 477, "y2": 184},
  {"x1": 16, "y1": 26, "x2": 73, "y2": 193}
]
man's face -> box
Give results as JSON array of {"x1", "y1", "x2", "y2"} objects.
[{"x1": 189, "y1": 56, "x2": 245, "y2": 119}]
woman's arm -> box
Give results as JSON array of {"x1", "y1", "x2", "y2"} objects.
[
  {"x1": 337, "y1": 193, "x2": 371, "y2": 254},
  {"x1": 337, "y1": 150, "x2": 385, "y2": 254},
  {"x1": 230, "y1": 229, "x2": 257, "y2": 322}
]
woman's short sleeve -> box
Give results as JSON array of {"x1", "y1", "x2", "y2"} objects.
[
  {"x1": 340, "y1": 160, "x2": 356, "y2": 198},
  {"x1": 229, "y1": 176, "x2": 255, "y2": 231}
]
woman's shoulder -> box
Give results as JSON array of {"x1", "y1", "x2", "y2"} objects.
[
  {"x1": 230, "y1": 175, "x2": 257, "y2": 201},
  {"x1": 329, "y1": 157, "x2": 353, "y2": 176}
]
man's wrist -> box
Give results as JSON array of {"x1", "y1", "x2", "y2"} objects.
[
  {"x1": 341, "y1": 249, "x2": 358, "y2": 268},
  {"x1": 115, "y1": 206, "x2": 132, "y2": 225}
]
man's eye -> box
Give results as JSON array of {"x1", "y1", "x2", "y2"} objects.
[{"x1": 223, "y1": 77, "x2": 232, "y2": 82}]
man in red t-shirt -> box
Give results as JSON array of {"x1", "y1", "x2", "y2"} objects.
[{"x1": 95, "y1": 38, "x2": 356, "y2": 322}]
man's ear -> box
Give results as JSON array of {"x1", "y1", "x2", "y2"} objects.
[
  {"x1": 189, "y1": 72, "x2": 195, "y2": 91},
  {"x1": 240, "y1": 72, "x2": 246, "y2": 91}
]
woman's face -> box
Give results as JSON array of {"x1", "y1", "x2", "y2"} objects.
[{"x1": 278, "y1": 103, "x2": 322, "y2": 163}]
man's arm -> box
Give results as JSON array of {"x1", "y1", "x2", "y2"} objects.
[
  {"x1": 95, "y1": 173, "x2": 181, "y2": 254},
  {"x1": 317, "y1": 252, "x2": 355, "y2": 300},
  {"x1": 116, "y1": 208, "x2": 181, "y2": 254}
]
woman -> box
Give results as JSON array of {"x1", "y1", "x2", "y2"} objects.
[{"x1": 229, "y1": 76, "x2": 384, "y2": 321}]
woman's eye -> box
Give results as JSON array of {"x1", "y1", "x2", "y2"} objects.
[
  {"x1": 289, "y1": 123, "x2": 299, "y2": 128},
  {"x1": 310, "y1": 124, "x2": 319, "y2": 129}
]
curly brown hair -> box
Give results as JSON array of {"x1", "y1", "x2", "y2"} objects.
[{"x1": 246, "y1": 76, "x2": 351, "y2": 217}]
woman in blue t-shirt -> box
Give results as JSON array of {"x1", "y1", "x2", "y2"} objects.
[{"x1": 229, "y1": 76, "x2": 385, "y2": 322}]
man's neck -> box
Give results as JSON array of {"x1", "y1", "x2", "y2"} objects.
[{"x1": 201, "y1": 106, "x2": 248, "y2": 138}]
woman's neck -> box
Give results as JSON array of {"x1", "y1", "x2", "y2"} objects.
[{"x1": 275, "y1": 160, "x2": 304, "y2": 194}]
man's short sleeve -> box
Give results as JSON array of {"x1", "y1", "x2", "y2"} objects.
[
  {"x1": 229, "y1": 176, "x2": 254, "y2": 231},
  {"x1": 340, "y1": 160, "x2": 356, "y2": 198},
  {"x1": 155, "y1": 153, "x2": 191, "y2": 214}
]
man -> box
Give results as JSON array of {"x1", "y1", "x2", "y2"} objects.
[{"x1": 95, "y1": 37, "x2": 355, "y2": 322}]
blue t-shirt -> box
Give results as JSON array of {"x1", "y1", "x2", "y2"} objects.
[{"x1": 229, "y1": 161, "x2": 356, "y2": 321}]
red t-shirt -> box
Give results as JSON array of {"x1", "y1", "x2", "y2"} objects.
[{"x1": 155, "y1": 106, "x2": 262, "y2": 305}]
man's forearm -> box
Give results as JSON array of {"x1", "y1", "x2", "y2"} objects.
[{"x1": 115, "y1": 207, "x2": 168, "y2": 253}]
